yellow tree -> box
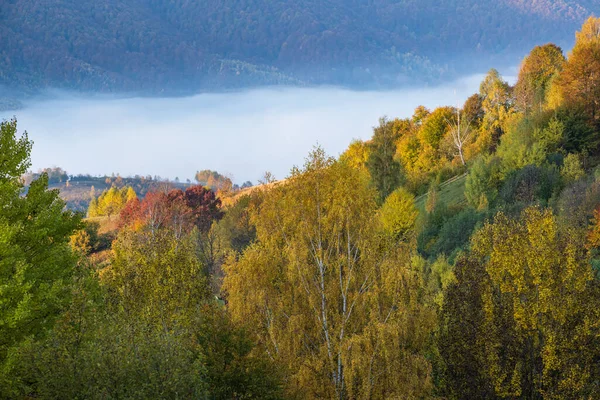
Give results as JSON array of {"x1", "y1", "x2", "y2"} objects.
[
  {"x1": 108, "y1": 227, "x2": 208, "y2": 325},
  {"x1": 471, "y1": 207, "x2": 600, "y2": 398},
  {"x1": 342, "y1": 247, "x2": 435, "y2": 400},
  {"x1": 418, "y1": 106, "x2": 454, "y2": 151},
  {"x1": 378, "y1": 187, "x2": 418, "y2": 242},
  {"x1": 223, "y1": 147, "x2": 434, "y2": 399},
  {"x1": 575, "y1": 15, "x2": 600, "y2": 47},
  {"x1": 477, "y1": 69, "x2": 514, "y2": 153},
  {"x1": 123, "y1": 186, "x2": 137, "y2": 203},
  {"x1": 514, "y1": 44, "x2": 565, "y2": 113},
  {"x1": 339, "y1": 139, "x2": 371, "y2": 173},
  {"x1": 558, "y1": 17, "x2": 600, "y2": 123},
  {"x1": 88, "y1": 185, "x2": 136, "y2": 217}
]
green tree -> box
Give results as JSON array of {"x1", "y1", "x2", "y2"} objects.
[
  {"x1": 425, "y1": 176, "x2": 440, "y2": 214},
  {"x1": 560, "y1": 153, "x2": 585, "y2": 184},
  {"x1": 439, "y1": 256, "x2": 498, "y2": 399},
  {"x1": 465, "y1": 156, "x2": 501, "y2": 209},
  {"x1": 533, "y1": 117, "x2": 564, "y2": 153},
  {"x1": 495, "y1": 116, "x2": 548, "y2": 177},
  {"x1": 23, "y1": 224, "x2": 283, "y2": 399},
  {"x1": 367, "y1": 117, "x2": 403, "y2": 202},
  {"x1": 418, "y1": 106, "x2": 454, "y2": 150},
  {"x1": 0, "y1": 119, "x2": 81, "y2": 394},
  {"x1": 214, "y1": 194, "x2": 257, "y2": 254},
  {"x1": 557, "y1": 107, "x2": 598, "y2": 153}
]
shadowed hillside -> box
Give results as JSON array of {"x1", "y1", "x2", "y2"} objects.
[{"x1": 1, "y1": 0, "x2": 596, "y2": 94}]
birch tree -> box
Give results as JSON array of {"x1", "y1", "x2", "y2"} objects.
[
  {"x1": 446, "y1": 107, "x2": 474, "y2": 165},
  {"x1": 223, "y1": 147, "x2": 434, "y2": 399}
]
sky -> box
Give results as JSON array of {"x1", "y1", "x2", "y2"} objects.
[{"x1": 1, "y1": 73, "x2": 514, "y2": 184}]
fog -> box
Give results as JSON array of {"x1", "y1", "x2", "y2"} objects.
[{"x1": 2, "y1": 74, "x2": 501, "y2": 184}]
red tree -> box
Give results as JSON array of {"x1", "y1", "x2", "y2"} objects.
[{"x1": 119, "y1": 185, "x2": 223, "y2": 234}]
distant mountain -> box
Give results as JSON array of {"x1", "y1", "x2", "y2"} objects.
[{"x1": 0, "y1": 0, "x2": 597, "y2": 93}]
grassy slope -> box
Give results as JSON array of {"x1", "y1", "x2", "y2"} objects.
[
  {"x1": 51, "y1": 180, "x2": 112, "y2": 212},
  {"x1": 415, "y1": 174, "x2": 468, "y2": 213}
]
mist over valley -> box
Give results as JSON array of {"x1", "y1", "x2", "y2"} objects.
[{"x1": 2, "y1": 74, "x2": 503, "y2": 183}]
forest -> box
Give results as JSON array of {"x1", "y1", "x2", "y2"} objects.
[
  {"x1": 3, "y1": 16, "x2": 600, "y2": 400},
  {"x1": 0, "y1": 0, "x2": 596, "y2": 93}
]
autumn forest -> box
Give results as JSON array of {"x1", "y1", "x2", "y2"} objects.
[{"x1": 3, "y1": 15, "x2": 600, "y2": 400}]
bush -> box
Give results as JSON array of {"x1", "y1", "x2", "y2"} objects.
[
  {"x1": 499, "y1": 164, "x2": 561, "y2": 206},
  {"x1": 430, "y1": 208, "x2": 485, "y2": 259}
]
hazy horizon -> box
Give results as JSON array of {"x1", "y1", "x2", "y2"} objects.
[{"x1": 1, "y1": 73, "x2": 513, "y2": 184}]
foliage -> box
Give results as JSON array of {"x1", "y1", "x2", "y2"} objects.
[
  {"x1": 495, "y1": 113, "x2": 550, "y2": 176},
  {"x1": 24, "y1": 167, "x2": 69, "y2": 185},
  {"x1": 498, "y1": 164, "x2": 561, "y2": 208},
  {"x1": 556, "y1": 106, "x2": 598, "y2": 152},
  {"x1": 223, "y1": 147, "x2": 434, "y2": 399},
  {"x1": 339, "y1": 139, "x2": 370, "y2": 172},
  {"x1": 379, "y1": 187, "x2": 418, "y2": 242},
  {"x1": 553, "y1": 177, "x2": 600, "y2": 229},
  {"x1": 469, "y1": 207, "x2": 600, "y2": 398},
  {"x1": 514, "y1": 44, "x2": 565, "y2": 113},
  {"x1": 479, "y1": 69, "x2": 514, "y2": 133},
  {"x1": 561, "y1": 153, "x2": 585, "y2": 183},
  {"x1": 195, "y1": 170, "x2": 233, "y2": 193},
  {"x1": 0, "y1": 119, "x2": 81, "y2": 394},
  {"x1": 119, "y1": 185, "x2": 223, "y2": 234},
  {"x1": 425, "y1": 177, "x2": 440, "y2": 214},
  {"x1": 418, "y1": 107, "x2": 455, "y2": 150},
  {"x1": 462, "y1": 93, "x2": 484, "y2": 125},
  {"x1": 14, "y1": 226, "x2": 283, "y2": 399},
  {"x1": 465, "y1": 156, "x2": 501, "y2": 209},
  {"x1": 367, "y1": 117, "x2": 403, "y2": 202},
  {"x1": 213, "y1": 194, "x2": 258, "y2": 254},
  {"x1": 430, "y1": 208, "x2": 484, "y2": 259},
  {"x1": 88, "y1": 185, "x2": 137, "y2": 217},
  {"x1": 557, "y1": 17, "x2": 600, "y2": 131},
  {"x1": 439, "y1": 256, "x2": 497, "y2": 399},
  {"x1": 12, "y1": 16, "x2": 600, "y2": 399}
]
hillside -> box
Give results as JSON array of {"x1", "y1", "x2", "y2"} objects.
[{"x1": 0, "y1": 0, "x2": 597, "y2": 95}]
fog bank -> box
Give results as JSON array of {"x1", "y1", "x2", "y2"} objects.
[{"x1": 2, "y1": 74, "x2": 497, "y2": 183}]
